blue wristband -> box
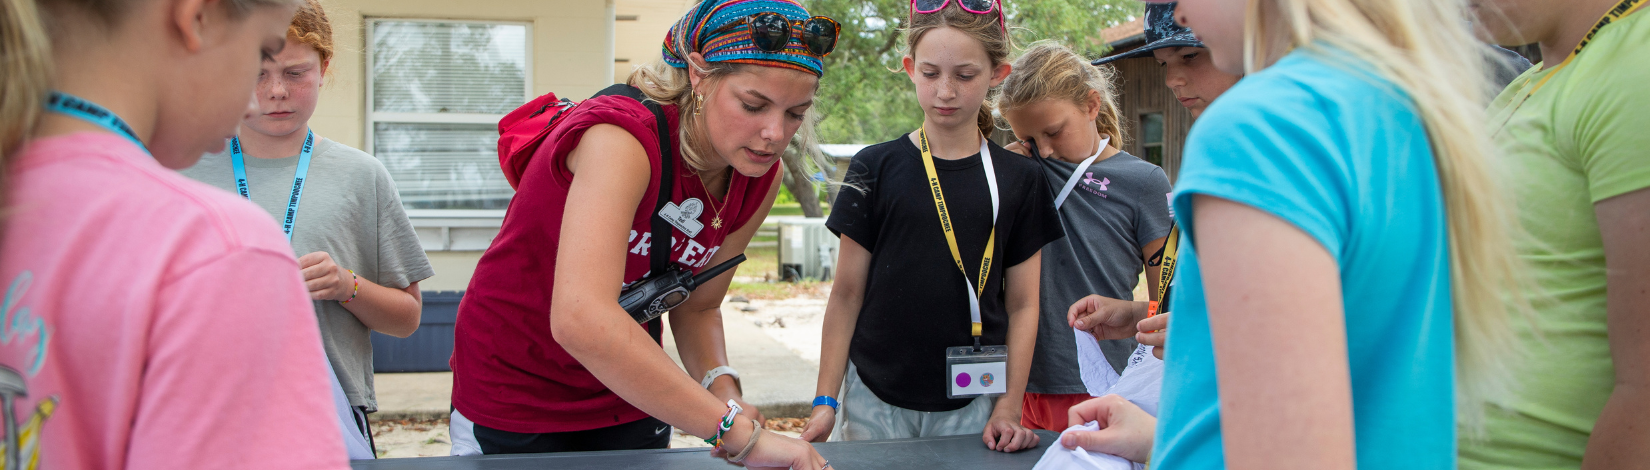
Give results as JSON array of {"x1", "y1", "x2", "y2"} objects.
[{"x1": 813, "y1": 395, "x2": 839, "y2": 411}]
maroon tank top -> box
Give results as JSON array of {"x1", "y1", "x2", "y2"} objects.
[{"x1": 451, "y1": 95, "x2": 778, "y2": 433}]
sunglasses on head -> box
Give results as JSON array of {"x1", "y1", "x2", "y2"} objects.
[
  {"x1": 707, "y1": 12, "x2": 840, "y2": 57},
  {"x1": 911, "y1": 0, "x2": 1006, "y2": 33}
]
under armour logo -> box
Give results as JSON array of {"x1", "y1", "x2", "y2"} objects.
[{"x1": 1083, "y1": 173, "x2": 1110, "y2": 191}]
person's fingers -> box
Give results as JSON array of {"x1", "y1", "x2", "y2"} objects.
[
  {"x1": 1152, "y1": 346, "x2": 1164, "y2": 360},
  {"x1": 296, "y1": 251, "x2": 324, "y2": 268},
  {"x1": 1137, "y1": 313, "x2": 1169, "y2": 334},
  {"x1": 1003, "y1": 427, "x2": 1031, "y2": 452},
  {"x1": 1061, "y1": 429, "x2": 1118, "y2": 451},
  {"x1": 799, "y1": 414, "x2": 825, "y2": 442},
  {"x1": 1004, "y1": 141, "x2": 1029, "y2": 156},
  {"x1": 305, "y1": 275, "x2": 333, "y2": 294},
  {"x1": 982, "y1": 424, "x2": 1002, "y2": 451},
  {"x1": 1068, "y1": 396, "x2": 1105, "y2": 429},
  {"x1": 1067, "y1": 296, "x2": 1098, "y2": 328},
  {"x1": 1135, "y1": 330, "x2": 1166, "y2": 348},
  {"x1": 813, "y1": 448, "x2": 830, "y2": 470},
  {"x1": 300, "y1": 262, "x2": 330, "y2": 281}
]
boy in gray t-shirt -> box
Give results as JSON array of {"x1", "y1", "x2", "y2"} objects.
[{"x1": 182, "y1": 136, "x2": 434, "y2": 416}]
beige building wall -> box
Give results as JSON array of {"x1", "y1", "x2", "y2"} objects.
[
  {"x1": 313, "y1": 0, "x2": 616, "y2": 149},
  {"x1": 612, "y1": 0, "x2": 696, "y2": 82},
  {"x1": 307, "y1": 0, "x2": 617, "y2": 291}
]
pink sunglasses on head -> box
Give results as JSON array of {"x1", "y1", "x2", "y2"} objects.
[{"x1": 910, "y1": 0, "x2": 1007, "y2": 33}]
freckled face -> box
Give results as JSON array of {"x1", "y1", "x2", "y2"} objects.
[
  {"x1": 243, "y1": 37, "x2": 326, "y2": 139},
  {"x1": 904, "y1": 26, "x2": 1004, "y2": 131},
  {"x1": 699, "y1": 67, "x2": 818, "y2": 178}
]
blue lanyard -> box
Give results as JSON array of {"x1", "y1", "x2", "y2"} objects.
[
  {"x1": 231, "y1": 130, "x2": 315, "y2": 242},
  {"x1": 44, "y1": 91, "x2": 147, "y2": 153}
]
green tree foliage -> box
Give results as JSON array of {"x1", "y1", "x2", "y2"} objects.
[{"x1": 807, "y1": 0, "x2": 1142, "y2": 144}]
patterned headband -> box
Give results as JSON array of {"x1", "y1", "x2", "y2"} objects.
[{"x1": 662, "y1": 0, "x2": 826, "y2": 77}]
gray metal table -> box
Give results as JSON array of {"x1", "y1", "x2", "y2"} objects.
[{"x1": 350, "y1": 430, "x2": 1058, "y2": 469}]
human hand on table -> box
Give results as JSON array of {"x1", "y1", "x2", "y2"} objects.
[
  {"x1": 713, "y1": 418, "x2": 830, "y2": 470},
  {"x1": 1062, "y1": 394, "x2": 1156, "y2": 463},
  {"x1": 1135, "y1": 313, "x2": 1168, "y2": 360},
  {"x1": 799, "y1": 405, "x2": 835, "y2": 442},
  {"x1": 982, "y1": 404, "x2": 1039, "y2": 452}
]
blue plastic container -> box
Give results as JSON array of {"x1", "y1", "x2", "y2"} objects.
[{"x1": 371, "y1": 290, "x2": 462, "y2": 373}]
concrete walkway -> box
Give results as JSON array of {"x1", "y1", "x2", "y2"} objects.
[{"x1": 372, "y1": 310, "x2": 821, "y2": 421}]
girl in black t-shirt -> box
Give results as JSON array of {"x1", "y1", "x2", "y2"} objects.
[{"x1": 799, "y1": 0, "x2": 1063, "y2": 453}]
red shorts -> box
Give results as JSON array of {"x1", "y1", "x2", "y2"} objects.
[{"x1": 1020, "y1": 392, "x2": 1095, "y2": 431}]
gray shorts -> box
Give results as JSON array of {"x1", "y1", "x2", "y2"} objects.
[{"x1": 831, "y1": 361, "x2": 995, "y2": 441}]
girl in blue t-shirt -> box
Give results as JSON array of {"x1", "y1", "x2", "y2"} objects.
[
  {"x1": 1135, "y1": 0, "x2": 1530, "y2": 469},
  {"x1": 799, "y1": 0, "x2": 1064, "y2": 453}
]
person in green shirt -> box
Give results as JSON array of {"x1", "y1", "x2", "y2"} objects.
[{"x1": 1465, "y1": 0, "x2": 1650, "y2": 468}]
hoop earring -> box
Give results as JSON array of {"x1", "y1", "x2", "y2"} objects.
[{"x1": 694, "y1": 92, "x2": 705, "y2": 116}]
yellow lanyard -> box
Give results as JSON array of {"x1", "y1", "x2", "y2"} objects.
[
  {"x1": 1494, "y1": 0, "x2": 1644, "y2": 134},
  {"x1": 1155, "y1": 225, "x2": 1180, "y2": 305},
  {"x1": 918, "y1": 128, "x2": 997, "y2": 338}
]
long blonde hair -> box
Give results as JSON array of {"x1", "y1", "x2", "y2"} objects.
[
  {"x1": 997, "y1": 41, "x2": 1127, "y2": 151},
  {"x1": 1242, "y1": 0, "x2": 1530, "y2": 431},
  {"x1": 903, "y1": 1, "x2": 1013, "y2": 137},
  {"x1": 0, "y1": 0, "x2": 296, "y2": 216}
]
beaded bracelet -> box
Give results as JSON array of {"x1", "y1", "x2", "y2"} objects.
[
  {"x1": 342, "y1": 269, "x2": 360, "y2": 303},
  {"x1": 704, "y1": 399, "x2": 743, "y2": 448}
]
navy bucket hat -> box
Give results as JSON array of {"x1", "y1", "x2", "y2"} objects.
[{"x1": 1092, "y1": 2, "x2": 1205, "y2": 65}]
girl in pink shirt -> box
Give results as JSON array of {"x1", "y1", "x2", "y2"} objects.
[{"x1": 0, "y1": 0, "x2": 347, "y2": 468}]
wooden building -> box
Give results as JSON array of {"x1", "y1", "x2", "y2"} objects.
[{"x1": 1097, "y1": 18, "x2": 1195, "y2": 182}]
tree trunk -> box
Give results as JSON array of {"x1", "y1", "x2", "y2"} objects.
[{"x1": 780, "y1": 149, "x2": 823, "y2": 218}]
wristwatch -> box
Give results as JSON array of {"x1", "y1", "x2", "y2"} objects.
[{"x1": 701, "y1": 365, "x2": 742, "y2": 390}]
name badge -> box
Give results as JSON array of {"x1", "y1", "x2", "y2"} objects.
[{"x1": 945, "y1": 345, "x2": 1008, "y2": 398}]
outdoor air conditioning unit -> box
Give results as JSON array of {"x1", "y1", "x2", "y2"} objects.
[{"x1": 777, "y1": 218, "x2": 838, "y2": 282}]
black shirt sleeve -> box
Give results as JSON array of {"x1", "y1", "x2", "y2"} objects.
[
  {"x1": 1003, "y1": 146, "x2": 1065, "y2": 268},
  {"x1": 826, "y1": 148, "x2": 881, "y2": 251}
]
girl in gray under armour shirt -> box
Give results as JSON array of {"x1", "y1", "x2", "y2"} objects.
[{"x1": 998, "y1": 42, "x2": 1175, "y2": 432}]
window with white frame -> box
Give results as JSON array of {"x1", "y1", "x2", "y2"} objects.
[{"x1": 368, "y1": 19, "x2": 531, "y2": 210}]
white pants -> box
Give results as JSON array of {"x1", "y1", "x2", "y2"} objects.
[
  {"x1": 832, "y1": 361, "x2": 996, "y2": 441},
  {"x1": 449, "y1": 409, "x2": 483, "y2": 456},
  {"x1": 324, "y1": 360, "x2": 375, "y2": 460}
]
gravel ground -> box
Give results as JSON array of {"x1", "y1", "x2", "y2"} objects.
[{"x1": 371, "y1": 418, "x2": 453, "y2": 458}]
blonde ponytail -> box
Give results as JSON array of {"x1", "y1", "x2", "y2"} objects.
[
  {"x1": 0, "y1": 0, "x2": 51, "y2": 230},
  {"x1": 999, "y1": 41, "x2": 1128, "y2": 150},
  {"x1": 975, "y1": 103, "x2": 996, "y2": 139},
  {"x1": 1, "y1": 0, "x2": 51, "y2": 173},
  {"x1": 1243, "y1": 0, "x2": 1532, "y2": 432}
]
